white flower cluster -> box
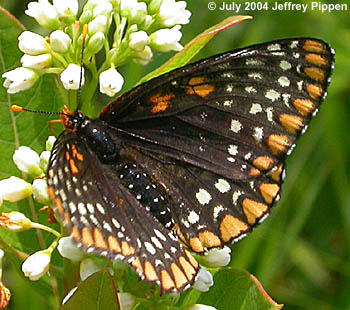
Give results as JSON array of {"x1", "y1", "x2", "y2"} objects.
[
  {"x1": 2, "y1": 0, "x2": 191, "y2": 97},
  {"x1": 0, "y1": 136, "x2": 55, "y2": 209}
]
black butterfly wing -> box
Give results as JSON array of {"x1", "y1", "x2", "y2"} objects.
[
  {"x1": 47, "y1": 131, "x2": 199, "y2": 292},
  {"x1": 101, "y1": 38, "x2": 334, "y2": 182}
]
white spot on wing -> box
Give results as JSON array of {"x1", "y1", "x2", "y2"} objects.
[
  {"x1": 265, "y1": 89, "x2": 280, "y2": 102},
  {"x1": 280, "y1": 60, "x2": 292, "y2": 71},
  {"x1": 228, "y1": 145, "x2": 238, "y2": 156},
  {"x1": 188, "y1": 211, "x2": 200, "y2": 224},
  {"x1": 213, "y1": 205, "x2": 224, "y2": 219},
  {"x1": 253, "y1": 127, "x2": 264, "y2": 143},
  {"x1": 196, "y1": 188, "x2": 212, "y2": 205},
  {"x1": 249, "y1": 103, "x2": 262, "y2": 114},
  {"x1": 278, "y1": 76, "x2": 290, "y2": 87},
  {"x1": 266, "y1": 107, "x2": 274, "y2": 122},
  {"x1": 215, "y1": 179, "x2": 231, "y2": 193},
  {"x1": 232, "y1": 191, "x2": 242, "y2": 205},
  {"x1": 245, "y1": 86, "x2": 257, "y2": 93},
  {"x1": 248, "y1": 72, "x2": 262, "y2": 80},
  {"x1": 230, "y1": 119, "x2": 242, "y2": 133}
]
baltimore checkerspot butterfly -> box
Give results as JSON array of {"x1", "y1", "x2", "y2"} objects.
[{"x1": 44, "y1": 38, "x2": 334, "y2": 292}]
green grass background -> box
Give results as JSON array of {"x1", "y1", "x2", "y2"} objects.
[{"x1": 0, "y1": 0, "x2": 349, "y2": 309}]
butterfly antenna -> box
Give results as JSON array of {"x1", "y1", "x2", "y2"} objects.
[
  {"x1": 77, "y1": 24, "x2": 88, "y2": 111},
  {"x1": 10, "y1": 105, "x2": 62, "y2": 115}
]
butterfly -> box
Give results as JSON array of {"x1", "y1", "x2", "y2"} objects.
[{"x1": 46, "y1": 38, "x2": 334, "y2": 292}]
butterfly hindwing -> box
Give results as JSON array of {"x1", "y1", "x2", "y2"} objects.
[{"x1": 47, "y1": 131, "x2": 199, "y2": 292}]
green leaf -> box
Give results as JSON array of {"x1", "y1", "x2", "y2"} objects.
[
  {"x1": 62, "y1": 269, "x2": 120, "y2": 310},
  {"x1": 137, "y1": 15, "x2": 252, "y2": 85},
  {"x1": 196, "y1": 268, "x2": 283, "y2": 310}
]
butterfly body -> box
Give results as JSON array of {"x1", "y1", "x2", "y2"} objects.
[{"x1": 47, "y1": 38, "x2": 334, "y2": 291}]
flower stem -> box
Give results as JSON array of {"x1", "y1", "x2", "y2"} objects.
[{"x1": 31, "y1": 222, "x2": 61, "y2": 238}]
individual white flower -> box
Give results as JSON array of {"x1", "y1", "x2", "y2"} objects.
[
  {"x1": 150, "y1": 25, "x2": 183, "y2": 52},
  {"x1": 32, "y1": 179, "x2": 49, "y2": 205},
  {"x1": 120, "y1": 0, "x2": 147, "y2": 25},
  {"x1": 39, "y1": 151, "x2": 51, "y2": 172},
  {"x1": 50, "y1": 30, "x2": 72, "y2": 53},
  {"x1": 46, "y1": 136, "x2": 56, "y2": 151},
  {"x1": 192, "y1": 268, "x2": 213, "y2": 292},
  {"x1": 200, "y1": 246, "x2": 231, "y2": 268},
  {"x1": 118, "y1": 292, "x2": 136, "y2": 310},
  {"x1": 2, "y1": 67, "x2": 39, "y2": 94},
  {"x1": 0, "y1": 177, "x2": 33, "y2": 202},
  {"x1": 13, "y1": 146, "x2": 42, "y2": 176},
  {"x1": 129, "y1": 31, "x2": 150, "y2": 52},
  {"x1": 18, "y1": 31, "x2": 50, "y2": 56},
  {"x1": 158, "y1": 0, "x2": 191, "y2": 27},
  {"x1": 53, "y1": 0, "x2": 78, "y2": 17},
  {"x1": 80, "y1": 258, "x2": 101, "y2": 281},
  {"x1": 92, "y1": 0, "x2": 113, "y2": 16},
  {"x1": 60, "y1": 64, "x2": 85, "y2": 90},
  {"x1": 0, "y1": 249, "x2": 4, "y2": 261},
  {"x1": 0, "y1": 212, "x2": 33, "y2": 232},
  {"x1": 87, "y1": 32, "x2": 105, "y2": 55},
  {"x1": 99, "y1": 67, "x2": 124, "y2": 97},
  {"x1": 57, "y1": 237, "x2": 85, "y2": 261},
  {"x1": 185, "y1": 305, "x2": 217, "y2": 310},
  {"x1": 88, "y1": 15, "x2": 108, "y2": 34},
  {"x1": 20, "y1": 54, "x2": 52, "y2": 70},
  {"x1": 25, "y1": 0, "x2": 59, "y2": 30},
  {"x1": 133, "y1": 46, "x2": 153, "y2": 65},
  {"x1": 22, "y1": 249, "x2": 51, "y2": 281},
  {"x1": 62, "y1": 287, "x2": 78, "y2": 305}
]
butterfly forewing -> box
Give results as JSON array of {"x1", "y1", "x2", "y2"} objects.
[
  {"x1": 48, "y1": 38, "x2": 334, "y2": 292},
  {"x1": 47, "y1": 131, "x2": 199, "y2": 292}
]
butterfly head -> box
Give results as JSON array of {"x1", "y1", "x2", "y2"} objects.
[{"x1": 61, "y1": 106, "x2": 86, "y2": 133}]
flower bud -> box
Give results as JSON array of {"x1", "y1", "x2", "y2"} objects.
[
  {"x1": 150, "y1": 25, "x2": 183, "y2": 53},
  {"x1": 87, "y1": 32, "x2": 105, "y2": 55},
  {"x1": 53, "y1": 0, "x2": 78, "y2": 17},
  {"x1": 25, "y1": 0, "x2": 60, "y2": 30},
  {"x1": 0, "y1": 212, "x2": 33, "y2": 232},
  {"x1": 140, "y1": 15, "x2": 154, "y2": 30},
  {"x1": 58, "y1": 237, "x2": 85, "y2": 261},
  {"x1": 13, "y1": 146, "x2": 42, "y2": 176},
  {"x1": 120, "y1": 0, "x2": 147, "y2": 25},
  {"x1": 46, "y1": 136, "x2": 56, "y2": 151},
  {"x1": 50, "y1": 30, "x2": 72, "y2": 53},
  {"x1": 39, "y1": 151, "x2": 51, "y2": 172},
  {"x1": 157, "y1": 0, "x2": 191, "y2": 27},
  {"x1": 129, "y1": 31, "x2": 149, "y2": 52},
  {"x1": 60, "y1": 64, "x2": 85, "y2": 90},
  {"x1": 133, "y1": 46, "x2": 153, "y2": 65},
  {"x1": 0, "y1": 282, "x2": 11, "y2": 309},
  {"x1": 99, "y1": 67, "x2": 124, "y2": 97},
  {"x1": 88, "y1": 15, "x2": 108, "y2": 35},
  {"x1": 200, "y1": 246, "x2": 231, "y2": 268},
  {"x1": 79, "y1": 9, "x2": 93, "y2": 25},
  {"x1": 22, "y1": 249, "x2": 51, "y2": 281},
  {"x1": 20, "y1": 54, "x2": 52, "y2": 70},
  {"x1": 32, "y1": 179, "x2": 49, "y2": 205},
  {"x1": 192, "y1": 268, "x2": 213, "y2": 292},
  {"x1": 0, "y1": 177, "x2": 33, "y2": 202},
  {"x1": 93, "y1": 1, "x2": 113, "y2": 16},
  {"x1": 148, "y1": 0, "x2": 162, "y2": 14},
  {"x1": 2, "y1": 67, "x2": 39, "y2": 94},
  {"x1": 80, "y1": 258, "x2": 101, "y2": 281},
  {"x1": 18, "y1": 31, "x2": 50, "y2": 56}
]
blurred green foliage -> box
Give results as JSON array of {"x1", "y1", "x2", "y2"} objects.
[{"x1": 0, "y1": 0, "x2": 349, "y2": 309}]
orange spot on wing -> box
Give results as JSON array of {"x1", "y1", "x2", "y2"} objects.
[
  {"x1": 81, "y1": 227, "x2": 94, "y2": 245},
  {"x1": 170, "y1": 263, "x2": 188, "y2": 290},
  {"x1": 219, "y1": 215, "x2": 249, "y2": 242},
  {"x1": 144, "y1": 261, "x2": 158, "y2": 281},
  {"x1": 178, "y1": 256, "x2": 197, "y2": 280},
  {"x1": 161, "y1": 270, "x2": 176, "y2": 291},
  {"x1": 185, "y1": 84, "x2": 216, "y2": 98},
  {"x1": 69, "y1": 159, "x2": 79, "y2": 174},
  {"x1": 305, "y1": 53, "x2": 328, "y2": 67},
  {"x1": 188, "y1": 77, "x2": 206, "y2": 86},
  {"x1": 304, "y1": 67, "x2": 326, "y2": 83},
  {"x1": 94, "y1": 228, "x2": 107, "y2": 249},
  {"x1": 148, "y1": 92, "x2": 175, "y2": 114},
  {"x1": 242, "y1": 199, "x2": 268, "y2": 225},
  {"x1": 259, "y1": 184, "x2": 280, "y2": 204},
  {"x1": 303, "y1": 40, "x2": 326, "y2": 53},
  {"x1": 189, "y1": 237, "x2": 204, "y2": 253},
  {"x1": 121, "y1": 241, "x2": 135, "y2": 256},
  {"x1": 198, "y1": 231, "x2": 222, "y2": 248},
  {"x1": 306, "y1": 84, "x2": 323, "y2": 99},
  {"x1": 293, "y1": 99, "x2": 315, "y2": 116},
  {"x1": 268, "y1": 134, "x2": 290, "y2": 155}
]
